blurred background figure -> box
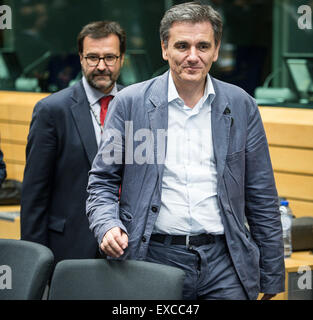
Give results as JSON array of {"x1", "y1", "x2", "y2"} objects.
[{"x1": 0, "y1": 148, "x2": 6, "y2": 187}]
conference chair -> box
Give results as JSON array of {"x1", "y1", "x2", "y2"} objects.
[
  {"x1": 0, "y1": 239, "x2": 54, "y2": 300},
  {"x1": 48, "y1": 259, "x2": 185, "y2": 300}
]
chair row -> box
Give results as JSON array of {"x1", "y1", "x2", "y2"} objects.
[{"x1": 0, "y1": 238, "x2": 185, "y2": 300}]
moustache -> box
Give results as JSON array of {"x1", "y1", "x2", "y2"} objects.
[{"x1": 92, "y1": 71, "x2": 112, "y2": 77}]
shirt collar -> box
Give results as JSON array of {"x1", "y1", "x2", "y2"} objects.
[
  {"x1": 167, "y1": 72, "x2": 215, "y2": 107},
  {"x1": 82, "y1": 76, "x2": 118, "y2": 106}
]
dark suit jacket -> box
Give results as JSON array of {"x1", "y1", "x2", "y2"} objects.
[{"x1": 21, "y1": 80, "x2": 122, "y2": 263}]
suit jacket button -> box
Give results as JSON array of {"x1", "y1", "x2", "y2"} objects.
[
  {"x1": 151, "y1": 206, "x2": 158, "y2": 213},
  {"x1": 142, "y1": 236, "x2": 147, "y2": 242}
]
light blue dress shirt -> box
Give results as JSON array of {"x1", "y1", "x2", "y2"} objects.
[{"x1": 82, "y1": 76, "x2": 118, "y2": 146}]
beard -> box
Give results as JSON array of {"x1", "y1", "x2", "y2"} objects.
[{"x1": 83, "y1": 68, "x2": 117, "y2": 93}]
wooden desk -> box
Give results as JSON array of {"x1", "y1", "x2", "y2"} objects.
[
  {"x1": 0, "y1": 205, "x2": 21, "y2": 239},
  {"x1": 292, "y1": 251, "x2": 313, "y2": 262},
  {"x1": 270, "y1": 251, "x2": 313, "y2": 300},
  {"x1": 259, "y1": 107, "x2": 313, "y2": 218},
  {"x1": 0, "y1": 90, "x2": 49, "y2": 181}
]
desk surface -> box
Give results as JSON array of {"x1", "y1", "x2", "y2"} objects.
[
  {"x1": 256, "y1": 251, "x2": 313, "y2": 300},
  {"x1": 0, "y1": 205, "x2": 20, "y2": 239},
  {"x1": 284, "y1": 251, "x2": 313, "y2": 272},
  {"x1": 0, "y1": 205, "x2": 20, "y2": 212},
  {"x1": 287, "y1": 251, "x2": 313, "y2": 270}
]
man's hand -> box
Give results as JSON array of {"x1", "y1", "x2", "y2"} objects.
[
  {"x1": 100, "y1": 227, "x2": 128, "y2": 258},
  {"x1": 261, "y1": 293, "x2": 276, "y2": 300}
]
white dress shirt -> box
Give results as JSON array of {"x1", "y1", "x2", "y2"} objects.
[
  {"x1": 153, "y1": 72, "x2": 224, "y2": 235},
  {"x1": 82, "y1": 76, "x2": 118, "y2": 146}
]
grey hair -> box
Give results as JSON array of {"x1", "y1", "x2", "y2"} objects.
[{"x1": 160, "y1": 2, "x2": 223, "y2": 47}]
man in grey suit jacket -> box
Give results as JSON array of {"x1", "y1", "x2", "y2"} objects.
[
  {"x1": 87, "y1": 3, "x2": 285, "y2": 300},
  {"x1": 21, "y1": 21, "x2": 125, "y2": 264}
]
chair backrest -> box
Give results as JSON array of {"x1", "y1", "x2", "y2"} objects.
[
  {"x1": 0, "y1": 239, "x2": 54, "y2": 300},
  {"x1": 48, "y1": 259, "x2": 185, "y2": 300}
]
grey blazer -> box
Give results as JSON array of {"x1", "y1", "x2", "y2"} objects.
[{"x1": 86, "y1": 71, "x2": 285, "y2": 299}]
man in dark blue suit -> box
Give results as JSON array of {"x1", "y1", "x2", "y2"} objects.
[{"x1": 21, "y1": 21, "x2": 126, "y2": 264}]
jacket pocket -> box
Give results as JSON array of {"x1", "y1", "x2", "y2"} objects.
[
  {"x1": 244, "y1": 225, "x2": 260, "y2": 257},
  {"x1": 224, "y1": 150, "x2": 245, "y2": 208},
  {"x1": 48, "y1": 216, "x2": 66, "y2": 233},
  {"x1": 225, "y1": 150, "x2": 245, "y2": 185},
  {"x1": 226, "y1": 149, "x2": 244, "y2": 162}
]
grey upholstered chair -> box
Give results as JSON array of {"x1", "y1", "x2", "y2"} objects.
[
  {"x1": 48, "y1": 259, "x2": 185, "y2": 300},
  {"x1": 0, "y1": 239, "x2": 54, "y2": 300}
]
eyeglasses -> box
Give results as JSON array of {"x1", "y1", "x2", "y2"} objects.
[{"x1": 84, "y1": 54, "x2": 120, "y2": 67}]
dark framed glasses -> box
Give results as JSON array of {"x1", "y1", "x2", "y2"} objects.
[{"x1": 84, "y1": 54, "x2": 120, "y2": 66}]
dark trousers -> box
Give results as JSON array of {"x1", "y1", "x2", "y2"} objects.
[{"x1": 146, "y1": 235, "x2": 248, "y2": 300}]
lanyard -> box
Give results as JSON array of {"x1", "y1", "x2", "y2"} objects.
[{"x1": 89, "y1": 104, "x2": 103, "y2": 133}]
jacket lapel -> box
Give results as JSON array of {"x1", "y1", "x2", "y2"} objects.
[
  {"x1": 211, "y1": 78, "x2": 232, "y2": 184},
  {"x1": 147, "y1": 71, "x2": 169, "y2": 182},
  {"x1": 70, "y1": 81, "x2": 98, "y2": 166},
  {"x1": 145, "y1": 73, "x2": 232, "y2": 185}
]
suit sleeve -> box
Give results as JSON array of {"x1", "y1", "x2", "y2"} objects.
[
  {"x1": 244, "y1": 97, "x2": 285, "y2": 294},
  {"x1": 20, "y1": 100, "x2": 57, "y2": 246},
  {"x1": 86, "y1": 95, "x2": 127, "y2": 245}
]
